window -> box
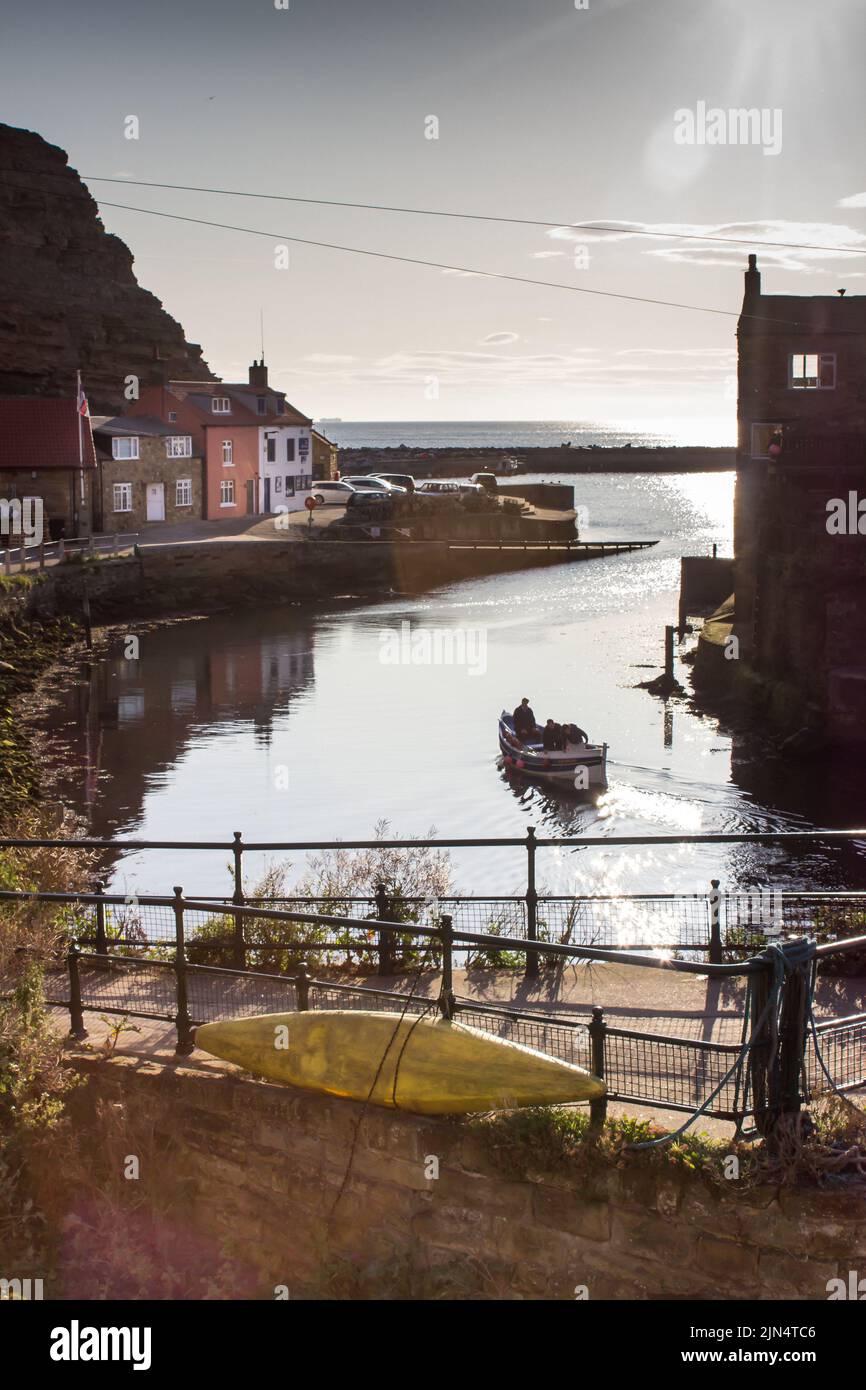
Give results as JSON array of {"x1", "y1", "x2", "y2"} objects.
[
  {"x1": 257, "y1": 397, "x2": 267, "y2": 415},
  {"x1": 789, "y1": 352, "x2": 836, "y2": 390},
  {"x1": 212, "y1": 397, "x2": 231, "y2": 413},
  {"x1": 298, "y1": 435, "x2": 310, "y2": 456},
  {"x1": 112, "y1": 436, "x2": 139, "y2": 460},
  {"x1": 265, "y1": 436, "x2": 276, "y2": 463},
  {"x1": 222, "y1": 440, "x2": 233, "y2": 466},
  {"x1": 113, "y1": 482, "x2": 132, "y2": 513},
  {"x1": 168, "y1": 411, "x2": 177, "y2": 422},
  {"x1": 220, "y1": 479, "x2": 235, "y2": 507},
  {"x1": 165, "y1": 435, "x2": 192, "y2": 458},
  {"x1": 285, "y1": 476, "x2": 295, "y2": 496},
  {"x1": 274, "y1": 476, "x2": 282, "y2": 493},
  {"x1": 750, "y1": 423, "x2": 784, "y2": 459},
  {"x1": 175, "y1": 478, "x2": 192, "y2": 507},
  {"x1": 285, "y1": 438, "x2": 296, "y2": 463}
]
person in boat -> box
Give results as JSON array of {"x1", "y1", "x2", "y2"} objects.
[
  {"x1": 542, "y1": 718, "x2": 558, "y2": 751},
  {"x1": 565, "y1": 722, "x2": 588, "y2": 745},
  {"x1": 513, "y1": 697, "x2": 536, "y2": 741}
]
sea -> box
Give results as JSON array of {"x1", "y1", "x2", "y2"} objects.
[{"x1": 313, "y1": 419, "x2": 735, "y2": 450}]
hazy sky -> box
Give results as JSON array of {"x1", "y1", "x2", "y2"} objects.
[{"x1": 3, "y1": 0, "x2": 865, "y2": 435}]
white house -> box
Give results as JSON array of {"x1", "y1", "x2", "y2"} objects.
[{"x1": 259, "y1": 423, "x2": 313, "y2": 513}]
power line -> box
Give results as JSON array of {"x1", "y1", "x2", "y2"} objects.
[
  {"x1": 78, "y1": 174, "x2": 866, "y2": 258},
  {"x1": 94, "y1": 196, "x2": 747, "y2": 320}
]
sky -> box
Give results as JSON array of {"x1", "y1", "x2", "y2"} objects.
[{"x1": 2, "y1": 0, "x2": 866, "y2": 438}]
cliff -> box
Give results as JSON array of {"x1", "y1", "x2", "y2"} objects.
[{"x1": 0, "y1": 124, "x2": 215, "y2": 412}]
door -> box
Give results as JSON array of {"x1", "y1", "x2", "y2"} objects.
[
  {"x1": 146, "y1": 483, "x2": 165, "y2": 521},
  {"x1": 263, "y1": 477, "x2": 271, "y2": 513},
  {"x1": 246, "y1": 479, "x2": 255, "y2": 513}
]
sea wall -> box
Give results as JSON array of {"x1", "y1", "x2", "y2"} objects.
[{"x1": 65, "y1": 1050, "x2": 866, "y2": 1301}]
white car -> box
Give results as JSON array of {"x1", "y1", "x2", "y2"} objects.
[
  {"x1": 342, "y1": 476, "x2": 407, "y2": 493},
  {"x1": 311, "y1": 480, "x2": 357, "y2": 506}
]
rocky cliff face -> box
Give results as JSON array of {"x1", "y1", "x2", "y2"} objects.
[{"x1": 0, "y1": 125, "x2": 215, "y2": 412}]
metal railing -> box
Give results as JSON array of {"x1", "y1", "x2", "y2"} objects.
[
  {"x1": 0, "y1": 530, "x2": 139, "y2": 574},
  {"x1": 3, "y1": 884, "x2": 861, "y2": 1134},
  {"x1": 4, "y1": 885, "x2": 865, "y2": 1131},
  {"x1": 3, "y1": 826, "x2": 866, "y2": 977}
]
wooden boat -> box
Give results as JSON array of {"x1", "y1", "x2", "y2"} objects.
[
  {"x1": 194, "y1": 1009, "x2": 604, "y2": 1115},
  {"x1": 498, "y1": 711, "x2": 608, "y2": 788}
]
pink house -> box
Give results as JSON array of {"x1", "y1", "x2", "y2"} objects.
[{"x1": 126, "y1": 361, "x2": 312, "y2": 519}]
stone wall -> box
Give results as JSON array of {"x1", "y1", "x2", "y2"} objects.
[
  {"x1": 67, "y1": 1051, "x2": 866, "y2": 1301},
  {"x1": 97, "y1": 436, "x2": 204, "y2": 530}
]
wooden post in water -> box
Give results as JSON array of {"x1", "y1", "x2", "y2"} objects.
[{"x1": 664, "y1": 624, "x2": 675, "y2": 685}]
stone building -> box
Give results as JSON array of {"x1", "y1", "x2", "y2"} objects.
[
  {"x1": 312, "y1": 429, "x2": 338, "y2": 481},
  {"x1": 733, "y1": 256, "x2": 866, "y2": 741},
  {"x1": 0, "y1": 396, "x2": 96, "y2": 538},
  {"x1": 92, "y1": 417, "x2": 204, "y2": 530}
]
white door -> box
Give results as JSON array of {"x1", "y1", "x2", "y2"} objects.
[{"x1": 146, "y1": 483, "x2": 165, "y2": 521}]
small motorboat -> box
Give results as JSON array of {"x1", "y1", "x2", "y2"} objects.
[{"x1": 498, "y1": 710, "x2": 608, "y2": 788}]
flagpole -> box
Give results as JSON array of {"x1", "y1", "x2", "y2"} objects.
[{"x1": 77, "y1": 370, "x2": 86, "y2": 528}]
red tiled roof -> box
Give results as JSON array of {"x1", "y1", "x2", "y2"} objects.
[{"x1": 0, "y1": 397, "x2": 98, "y2": 470}]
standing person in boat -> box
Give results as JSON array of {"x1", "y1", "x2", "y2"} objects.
[{"x1": 513, "y1": 697, "x2": 536, "y2": 741}]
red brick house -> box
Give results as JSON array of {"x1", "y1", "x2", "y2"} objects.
[
  {"x1": 125, "y1": 361, "x2": 313, "y2": 518},
  {"x1": 0, "y1": 396, "x2": 97, "y2": 538}
]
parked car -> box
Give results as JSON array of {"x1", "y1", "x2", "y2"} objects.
[
  {"x1": 342, "y1": 476, "x2": 407, "y2": 493},
  {"x1": 346, "y1": 489, "x2": 392, "y2": 509},
  {"x1": 312, "y1": 480, "x2": 357, "y2": 506},
  {"x1": 415, "y1": 481, "x2": 462, "y2": 495},
  {"x1": 471, "y1": 472, "x2": 498, "y2": 493},
  {"x1": 371, "y1": 473, "x2": 416, "y2": 493}
]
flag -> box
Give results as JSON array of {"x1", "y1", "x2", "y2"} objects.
[{"x1": 77, "y1": 380, "x2": 89, "y2": 417}]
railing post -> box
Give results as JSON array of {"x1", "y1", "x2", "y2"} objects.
[
  {"x1": 295, "y1": 960, "x2": 310, "y2": 1011},
  {"x1": 375, "y1": 881, "x2": 393, "y2": 976},
  {"x1": 231, "y1": 831, "x2": 246, "y2": 970},
  {"x1": 3, "y1": 547, "x2": 9, "y2": 576},
  {"x1": 525, "y1": 825, "x2": 539, "y2": 979},
  {"x1": 439, "y1": 913, "x2": 455, "y2": 1020},
  {"x1": 38, "y1": 540, "x2": 45, "y2": 570},
  {"x1": 94, "y1": 879, "x2": 108, "y2": 959},
  {"x1": 67, "y1": 943, "x2": 88, "y2": 1040},
  {"x1": 588, "y1": 1005, "x2": 607, "y2": 1129},
  {"x1": 708, "y1": 878, "x2": 722, "y2": 964},
  {"x1": 57, "y1": 537, "x2": 65, "y2": 561},
  {"x1": 172, "y1": 886, "x2": 195, "y2": 1056}
]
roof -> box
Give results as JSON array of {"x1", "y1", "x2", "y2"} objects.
[
  {"x1": 166, "y1": 380, "x2": 312, "y2": 427},
  {"x1": 740, "y1": 294, "x2": 866, "y2": 334},
  {"x1": 312, "y1": 430, "x2": 336, "y2": 446},
  {"x1": 93, "y1": 415, "x2": 175, "y2": 437},
  {"x1": 0, "y1": 397, "x2": 97, "y2": 470}
]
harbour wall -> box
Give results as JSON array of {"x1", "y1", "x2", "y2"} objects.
[
  {"x1": 340, "y1": 446, "x2": 735, "y2": 477},
  {"x1": 60, "y1": 1049, "x2": 866, "y2": 1301}
]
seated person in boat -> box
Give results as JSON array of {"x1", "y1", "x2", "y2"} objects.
[
  {"x1": 513, "y1": 697, "x2": 536, "y2": 740},
  {"x1": 565, "y1": 722, "x2": 588, "y2": 745},
  {"x1": 542, "y1": 718, "x2": 559, "y2": 750}
]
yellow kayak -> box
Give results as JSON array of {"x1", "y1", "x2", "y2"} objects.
[{"x1": 194, "y1": 1009, "x2": 604, "y2": 1115}]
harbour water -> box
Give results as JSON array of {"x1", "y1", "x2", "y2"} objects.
[
  {"x1": 314, "y1": 419, "x2": 736, "y2": 450},
  {"x1": 40, "y1": 470, "x2": 866, "y2": 899}
]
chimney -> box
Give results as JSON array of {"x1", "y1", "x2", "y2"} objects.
[
  {"x1": 743, "y1": 254, "x2": 761, "y2": 304},
  {"x1": 248, "y1": 358, "x2": 269, "y2": 389}
]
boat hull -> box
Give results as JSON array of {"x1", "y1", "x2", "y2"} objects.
[{"x1": 195, "y1": 1009, "x2": 605, "y2": 1114}]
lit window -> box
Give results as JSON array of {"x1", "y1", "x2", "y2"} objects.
[
  {"x1": 112, "y1": 436, "x2": 139, "y2": 460},
  {"x1": 222, "y1": 440, "x2": 233, "y2": 466},
  {"x1": 113, "y1": 482, "x2": 132, "y2": 513},
  {"x1": 176, "y1": 479, "x2": 192, "y2": 507},
  {"x1": 220, "y1": 479, "x2": 235, "y2": 507},
  {"x1": 274, "y1": 476, "x2": 282, "y2": 493},
  {"x1": 165, "y1": 436, "x2": 192, "y2": 458},
  {"x1": 285, "y1": 476, "x2": 295, "y2": 496},
  {"x1": 212, "y1": 397, "x2": 231, "y2": 413},
  {"x1": 790, "y1": 353, "x2": 836, "y2": 390}
]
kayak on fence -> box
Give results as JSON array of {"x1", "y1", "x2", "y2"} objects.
[{"x1": 194, "y1": 1009, "x2": 605, "y2": 1115}]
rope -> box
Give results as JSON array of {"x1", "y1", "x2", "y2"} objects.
[{"x1": 627, "y1": 939, "x2": 818, "y2": 1150}]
